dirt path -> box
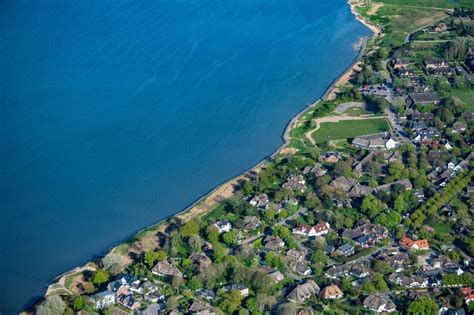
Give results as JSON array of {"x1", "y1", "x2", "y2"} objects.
[
  {"x1": 304, "y1": 115, "x2": 385, "y2": 145},
  {"x1": 368, "y1": 2, "x2": 383, "y2": 15}
]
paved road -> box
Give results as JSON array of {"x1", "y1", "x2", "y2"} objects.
[{"x1": 333, "y1": 102, "x2": 366, "y2": 114}]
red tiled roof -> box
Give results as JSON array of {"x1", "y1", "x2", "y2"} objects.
[{"x1": 399, "y1": 236, "x2": 429, "y2": 249}]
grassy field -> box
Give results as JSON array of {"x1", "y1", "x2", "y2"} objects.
[
  {"x1": 312, "y1": 118, "x2": 390, "y2": 143},
  {"x1": 357, "y1": 1, "x2": 451, "y2": 48},
  {"x1": 451, "y1": 89, "x2": 474, "y2": 111},
  {"x1": 375, "y1": 0, "x2": 474, "y2": 9},
  {"x1": 377, "y1": 5, "x2": 448, "y2": 47}
]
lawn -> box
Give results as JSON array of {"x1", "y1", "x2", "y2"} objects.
[
  {"x1": 375, "y1": 0, "x2": 474, "y2": 9},
  {"x1": 359, "y1": 1, "x2": 450, "y2": 48},
  {"x1": 376, "y1": 5, "x2": 448, "y2": 47},
  {"x1": 311, "y1": 118, "x2": 390, "y2": 143},
  {"x1": 451, "y1": 89, "x2": 474, "y2": 111}
]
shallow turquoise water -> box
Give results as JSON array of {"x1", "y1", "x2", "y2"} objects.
[{"x1": 0, "y1": 0, "x2": 370, "y2": 313}]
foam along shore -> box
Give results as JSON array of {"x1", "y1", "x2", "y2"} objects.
[{"x1": 34, "y1": 1, "x2": 379, "y2": 308}]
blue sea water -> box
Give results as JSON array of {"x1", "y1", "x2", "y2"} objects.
[{"x1": 0, "y1": 0, "x2": 370, "y2": 313}]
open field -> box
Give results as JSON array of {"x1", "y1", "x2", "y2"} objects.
[
  {"x1": 374, "y1": 0, "x2": 474, "y2": 9},
  {"x1": 356, "y1": 1, "x2": 451, "y2": 48},
  {"x1": 451, "y1": 89, "x2": 474, "y2": 111},
  {"x1": 311, "y1": 118, "x2": 390, "y2": 143},
  {"x1": 377, "y1": 6, "x2": 448, "y2": 46}
]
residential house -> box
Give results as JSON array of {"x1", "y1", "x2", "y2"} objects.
[
  {"x1": 381, "y1": 252, "x2": 411, "y2": 272},
  {"x1": 117, "y1": 293, "x2": 141, "y2": 310},
  {"x1": 249, "y1": 194, "x2": 269, "y2": 209},
  {"x1": 434, "y1": 23, "x2": 447, "y2": 32},
  {"x1": 363, "y1": 295, "x2": 396, "y2": 313},
  {"x1": 466, "y1": 51, "x2": 474, "y2": 72},
  {"x1": 293, "y1": 262, "x2": 312, "y2": 276},
  {"x1": 391, "y1": 58, "x2": 410, "y2": 70},
  {"x1": 460, "y1": 287, "x2": 474, "y2": 304},
  {"x1": 413, "y1": 189, "x2": 425, "y2": 203},
  {"x1": 388, "y1": 273, "x2": 428, "y2": 288},
  {"x1": 324, "y1": 245, "x2": 335, "y2": 255},
  {"x1": 407, "y1": 92, "x2": 440, "y2": 107},
  {"x1": 223, "y1": 284, "x2": 249, "y2": 297},
  {"x1": 320, "y1": 151, "x2": 340, "y2": 163},
  {"x1": 352, "y1": 133, "x2": 399, "y2": 150},
  {"x1": 188, "y1": 301, "x2": 213, "y2": 315},
  {"x1": 374, "y1": 179, "x2": 413, "y2": 192},
  {"x1": 352, "y1": 151, "x2": 376, "y2": 175},
  {"x1": 342, "y1": 221, "x2": 388, "y2": 242},
  {"x1": 330, "y1": 176, "x2": 356, "y2": 193},
  {"x1": 282, "y1": 175, "x2": 307, "y2": 193},
  {"x1": 198, "y1": 289, "x2": 216, "y2": 301},
  {"x1": 139, "y1": 281, "x2": 159, "y2": 295},
  {"x1": 349, "y1": 184, "x2": 374, "y2": 198},
  {"x1": 397, "y1": 67, "x2": 415, "y2": 78},
  {"x1": 263, "y1": 235, "x2": 285, "y2": 250},
  {"x1": 92, "y1": 290, "x2": 115, "y2": 309},
  {"x1": 325, "y1": 263, "x2": 369, "y2": 279},
  {"x1": 293, "y1": 221, "x2": 329, "y2": 237},
  {"x1": 214, "y1": 220, "x2": 232, "y2": 233},
  {"x1": 320, "y1": 284, "x2": 343, "y2": 299},
  {"x1": 139, "y1": 303, "x2": 165, "y2": 315},
  {"x1": 414, "y1": 127, "x2": 441, "y2": 143},
  {"x1": 287, "y1": 280, "x2": 320, "y2": 303},
  {"x1": 313, "y1": 220, "x2": 330, "y2": 236},
  {"x1": 452, "y1": 122, "x2": 467, "y2": 133},
  {"x1": 189, "y1": 253, "x2": 212, "y2": 273},
  {"x1": 354, "y1": 234, "x2": 374, "y2": 248},
  {"x1": 152, "y1": 261, "x2": 183, "y2": 278},
  {"x1": 303, "y1": 164, "x2": 327, "y2": 177},
  {"x1": 424, "y1": 59, "x2": 449, "y2": 70},
  {"x1": 433, "y1": 67, "x2": 455, "y2": 77},
  {"x1": 439, "y1": 307, "x2": 466, "y2": 315},
  {"x1": 287, "y1": 248, "x2": 307, "y2": 262},
  {"x1": 399, "y1": 236, "x2": 430, "y2": 251},
  {"x1": 260, "y1": 266, "x2": 285, "y2": 283},
  {"x1": 243, "y1": 216, "x2": 261, "y2": 230},
  {"x1": 335, "y1": 243, "x2": 355, "y2": 257}
]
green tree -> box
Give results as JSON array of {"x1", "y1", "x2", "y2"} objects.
[
  {"x1": 265, "y1": 251, "x2": 285, "y2": 271},
  {"x1": 144, "y1": 249, "x2": 167, "y2": 268},
  {"x1": 219, "y1": 289, "x2": 243, "y2": 313},
  {"x1": 212, "y1": 244, "x2": 228, "y2": 263},
  {"x1": 188, "y1": 276, "x2": 202, "y2": 290},
  {"x1": 373, "y1": 273, "x2": 388, "y2": 292},
  {"x1": 361, "y1": 279, "x2": 376, "y2": 294},
  {"x1": 36, "y1": 296, "x2": 66, "y2": 315},
  {"x1": 276, "y1": 303, "x2": 297, "y2": 315},
  {"x1": 206, "y1": 225, "x2": 220, "y2": 245},
  {"x1": 361, "y1": 194, "x2": 387, "y2": 219},
  {"x1": 407, "y1": 297, "x2": 438, "y2": 315},
  {"x1": 374, "y1": 260, "x2": 392, "y2": 275},
  {"x1": 388, "y1": 163, "x2": 408, "y2": 180},
  {"x1": 242, "y1": 180, "x2": 254, "y2": 196},
  {"x1": 102, "y1": 253, "x2": 125, "y2": 275},
  {"x1": 374, "y1": 210, "x2": 402, "y2": 229},
  {"x1": 72, "y1": 295, "x2": 84, "y2": 311},
  {"x1": 92, "y1": 269, "x2": 109, "y2": 286},
  {"x1": 179, "y1": 219, "x2": 201, "y2": 237},
  {"x1": 222, "y1": 230, "x2": 237, "y2": 247},
  {"x1": 310, "y1": 250, "x2": 329, "y2": 265}
]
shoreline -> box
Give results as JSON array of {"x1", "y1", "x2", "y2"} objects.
[{"x1": 32, "y1": 1, "x2": 379, "y2": 310}]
